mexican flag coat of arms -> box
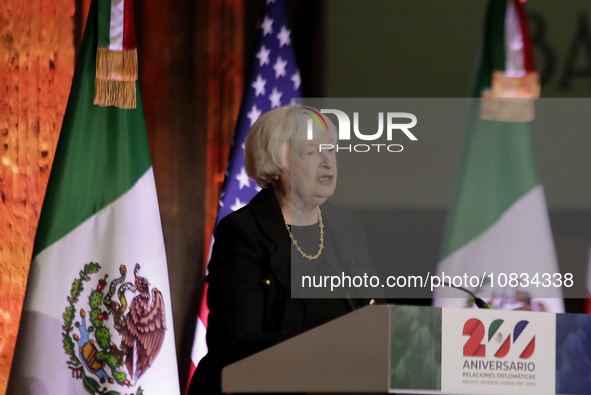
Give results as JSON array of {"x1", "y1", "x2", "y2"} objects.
[{"x1": 7, "y1": 0, "x2": 181, "y2": 394}]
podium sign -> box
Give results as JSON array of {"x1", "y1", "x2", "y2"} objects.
[
  {"x1": 223, "y1": 305, "x2": 591, "y2": 394},
  {"x1": 440, "y1": 308, "x2": 555, "y2": 394},
  {"x1": 391, "y1": 306, "x2": 556, "y2": 394}
]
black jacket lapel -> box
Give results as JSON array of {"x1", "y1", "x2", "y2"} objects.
[{"x1": 249, "y1": 188, "x2": 292, "y2": 291}]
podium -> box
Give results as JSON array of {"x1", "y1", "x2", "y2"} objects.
[{"x1": 223, "y1": 304, "x2": 591, "y2": 395}]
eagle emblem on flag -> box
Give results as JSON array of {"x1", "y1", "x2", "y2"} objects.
[{"x1": 62, "y1": 262, "x2": 166, "y2": 395}]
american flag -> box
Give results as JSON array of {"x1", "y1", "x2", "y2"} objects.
[{"x1": 187, "y1": 0, "x2": 301, "y2": 388}]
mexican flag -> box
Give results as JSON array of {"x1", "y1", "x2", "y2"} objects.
[
  {"x1": 7, "y1": 1, "x2": 181, "y2": 394},
  {"x1": 433, "y1": 0, "x2": 564, "y2": 312}
]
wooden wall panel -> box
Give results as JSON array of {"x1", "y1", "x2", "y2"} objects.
[
  {"x1": 135, "y1": 0, "x2": 243, "y2": 387},
  {"x1": 205, "y1": 0, "x2": 244, "y2": 274},
  {"x1": 0, "y1": 0, "x2": 75, "y2": 393},
  {"x1": 135, "y1": 0, "x2": 203, "y2": 388}
]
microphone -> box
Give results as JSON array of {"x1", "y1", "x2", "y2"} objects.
[{"x1": 442, "y1": 281, "x2": 489, "y2": 309}]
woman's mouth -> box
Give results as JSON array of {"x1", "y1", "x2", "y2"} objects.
[{"x1": 317, "y1": 175, "x2": 334, "y2": 185}]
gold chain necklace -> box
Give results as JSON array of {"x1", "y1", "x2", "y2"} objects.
[{"x1": 283, "y1": 207, "x2": 324, "y2": 260}]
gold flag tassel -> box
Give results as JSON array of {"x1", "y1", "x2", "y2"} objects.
[
  {"x1": 93, "y1": 47, "x2": 138, "y2": 109},
  {"x1": 481, "y1": 71, "x2": 540, "y2": 123}
]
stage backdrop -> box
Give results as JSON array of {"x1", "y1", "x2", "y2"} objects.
[{"x1": 3, "y1": 1, "x2": 591, "y2": 394}]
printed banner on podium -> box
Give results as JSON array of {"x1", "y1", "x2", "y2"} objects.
[
  {"x1": 389, "y1": 306, "x2": 590, "y2": 395},
  {"x1": 441, "y1": 308, "x2": 556, "y2": 394}
]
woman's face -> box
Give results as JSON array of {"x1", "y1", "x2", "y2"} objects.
[{"x1": 280, "y1": 136, "x2": 337, "y2": 209}]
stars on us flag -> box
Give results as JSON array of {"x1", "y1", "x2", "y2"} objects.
[
  {"x1": 230, "y1": 197, "x2": 246, "y2": 212},
  {"x1": 261, "y1": 16, "x2": 274, "y2": 36},
  {"x1": 216, "y1": 0, "x2": 301, "y2": 216},
  {"x1": 256, "y1": 45, "x2": 271, "y2": 66},
  {"x1": 273, "y1": 56, "x2": 287, "y2": 78},
  {"x1": 247, "y1": 105, "x2": 262, "y2": 126},
  {"x1": 277, "y1": 26, "x2": 291, "y2": 47},
  {"x1": 269, "y1": 87, "x2": 282, "y2": 108},
  {"x1": 235, "y1": 167, "x2": 251, "y2": 190},
  {"x1": 252, "y1": 75, "x2": 267, "y2": 96},
  {"x1": 291, "y1": 70, "x2": 301, "y2": 90}
]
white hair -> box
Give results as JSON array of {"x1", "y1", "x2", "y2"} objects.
[{"x1": 244, "y1": 106, "x2": 337, "y2": 188}]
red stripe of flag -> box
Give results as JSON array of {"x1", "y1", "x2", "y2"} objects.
[
  {"x1": 586, "y1": 291, "x2": 591, "y2": 314},
  {"x1": 123, "y1": 0, "x2": 136, "y2": 50},
  {"x1": 185, "y1": 283, "x2": 210, "y2": 394},
  {"x1": 198, "y1": 283, "x2": 210, "y2": 329},
  {"x1": 514, "y1": 0, "x2": 535, "y2": 72}
]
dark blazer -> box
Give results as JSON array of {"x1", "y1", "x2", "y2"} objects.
[{"x1": 188, "y1": 188, "x2": 376, "y2": 395}]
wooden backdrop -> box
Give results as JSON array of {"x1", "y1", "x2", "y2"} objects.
[
  {"x1": 136, "y1": 0, "x2": 244, "y2": 387},
  {"x1": 0, "y1": 0, "x2": 75, "y2": 393}
]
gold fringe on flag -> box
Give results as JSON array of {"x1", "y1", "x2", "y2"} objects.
[
  {"x1": 491, "y1": 71, "x2": 540, "y2": 99},
  {"x1": 94, "y1": 79, "x2": 137, "y2": 109},
  {"x1": 481, "y1": 72, "x2": 540, "y2": 122},
  {"x1": 93, "y1": 47, "x2": 138, "y2": 109}
]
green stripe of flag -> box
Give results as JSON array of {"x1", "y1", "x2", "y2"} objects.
[
  {"x1": 441, "y1": 114, "x2": 538, "y2": 259},
  {"x1": 33, "y1": 0, "x2": 151, "y2": 257},
  {"x1": 440, "y1": 38, "x2": 538, "y2": 260},
  {"x1": 485, "y1": 0, "x2": 507, "y2": 71},
  {"x1": 480, "y1": 0, "x2": 507, "y2": 92},
  {"x1": 97, "y1": 0, "x2": 112, "y2": 48}
]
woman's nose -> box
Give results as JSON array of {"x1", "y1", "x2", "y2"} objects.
[{"x1": 320, "y1": 152, "x2": 334, "y2": 168}]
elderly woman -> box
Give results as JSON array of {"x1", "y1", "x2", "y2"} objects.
[{"x1": 188, "y1": 106, "x2": 376, "y2": 395}]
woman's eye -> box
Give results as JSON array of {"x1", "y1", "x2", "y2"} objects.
[{"x1": 307, "y1": 151, "x2": 315, "y2": 155}]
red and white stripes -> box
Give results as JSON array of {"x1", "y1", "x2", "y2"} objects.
[
  {"x1": 94, "y1": 0, "x2": 138, "y2": 109},
  {"x1": 481, "y1": 0, "x2": 540, "y2": 122},
  {"x1": 102, "y1": 0, "x2": 136, "y2": 51}
]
